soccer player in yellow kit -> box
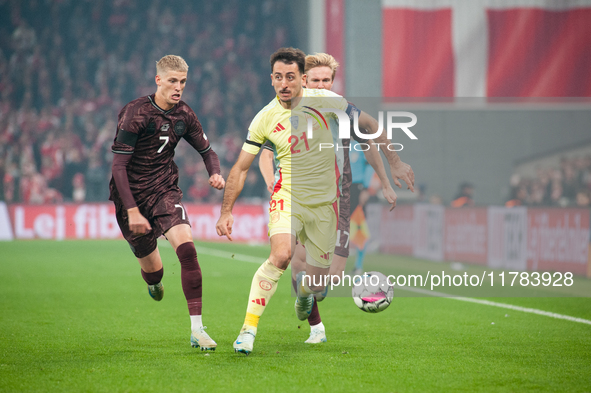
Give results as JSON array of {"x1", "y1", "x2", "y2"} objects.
[
  {"x1": 216, "y1": 47, "x2": 413, "y2": 355},
  {"x1": 259, "y1": 53, "x2": 403, "y2": 344}
]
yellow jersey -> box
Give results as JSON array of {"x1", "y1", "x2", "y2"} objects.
[{"x1": 242, "y1": 88, "x2": 349, "y2": 206}]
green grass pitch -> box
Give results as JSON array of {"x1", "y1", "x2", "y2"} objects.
[{"x1": 1, "y1": 240, "x2": 590, "y2": 392}]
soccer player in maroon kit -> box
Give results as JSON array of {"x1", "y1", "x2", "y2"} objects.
[{"x1": 109, "y1": 55, "x2": 224, "y2": 351}]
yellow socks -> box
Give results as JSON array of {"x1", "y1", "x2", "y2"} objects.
[{"x1": 242, "y1": 259, "x2": 284, "y2": 331}]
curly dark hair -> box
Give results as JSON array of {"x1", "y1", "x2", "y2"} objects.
[{"x1": 270, "y1": 47, "x2": 306, "y2": 75}]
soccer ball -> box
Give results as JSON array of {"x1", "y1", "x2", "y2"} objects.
[{"x1": 352, "y1": 271, "x2": 394, "y2": 313}]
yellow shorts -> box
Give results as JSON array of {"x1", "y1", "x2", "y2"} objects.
[{"x1": 268, "y1": 191, "x2": 338, "y2": 268}]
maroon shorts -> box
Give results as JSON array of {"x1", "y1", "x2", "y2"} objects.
[{"x1": 114, "y1": 190, "x2": 191, "y2": 258}]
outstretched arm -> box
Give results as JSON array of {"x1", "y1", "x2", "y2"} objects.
[
  {"x1": 358, "y1": 110, "x2": 415, "y2": 192},
  {"x1": 216, "y1": 150, "x2": 256, "y2": 240},
  {"x1": 361, "y1": 141, "x2": 397, "y2": 210},
  {"x1": 259, "y1": 148, "x2": 275, "y2": 193}
]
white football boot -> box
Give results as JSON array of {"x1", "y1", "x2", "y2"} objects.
[
  {"x1": 305, "y1": 326, "x2": 327, "y2": 344},
  {"x1": 190, "y1": 326, "x2": 217, "y2": 351},
  {"x1": 233, "y1": 329, "x2": 256, "y2": 355}
]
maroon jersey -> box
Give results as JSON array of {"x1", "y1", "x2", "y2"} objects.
[
  {"x1": 340, "y1": 101, "x2": 368, "y2": 219},
  {"x1": 109, "y1": 94, "x2": 217, "y2": 211}
]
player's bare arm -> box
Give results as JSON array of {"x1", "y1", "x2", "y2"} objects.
[
  {"x1": 216, "y1": 150, "x2": 257, "y2": 240},
  {"x1": 358, "y1": 110, "x2": 415, "y2": 192},
  {"x1": 362, "y1": 140, "x2": 398, "y2": 210},
  {"x1": 259, "y1": 148, "x2": 275, "y2": 193}
]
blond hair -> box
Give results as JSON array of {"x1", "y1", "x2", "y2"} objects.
[
  {"x1": 305, "y1": 53, "x2": 339, "y2": 80},
  {"x1": 156, "y1": 55, "x2": 189, "y2": 75}
]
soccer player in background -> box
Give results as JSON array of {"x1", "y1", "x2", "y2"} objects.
[
  {"x1": 259, "y1": 53, "x2": 407, "y2": 344},
  {"x1": 109, "y1": 55, "x2": 225, "y2": 351},
  {"x1": 216, "y1": 47, "x2": 413, "y2": 355},
  {"x1": 349, "y1": 139, "x2": 377, "y2": 276}
]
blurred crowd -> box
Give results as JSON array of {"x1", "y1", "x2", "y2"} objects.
[
  {"x1": 2, "y1": 1, "x2": 589, "y2": 210},
  {"x1": 506, "y1": 156, "x2": 591, "y2": 208},
  {"x1": 0, "y1": 0, "x2": 292, "y2": 204}
]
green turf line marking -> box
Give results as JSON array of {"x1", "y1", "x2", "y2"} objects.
[
  {"x1": 398, "y1": 286, "x2": 591, "y2": 325},
  {"x1": 159, "y1": 240, "x2": 286, "y2": 268},
  {"x1": 157, "y1": 239, "x2": 262, "y2": 263},
  {"x1": 190, "y1": 241, "x2": 591, "y2": 326},
  {"x1": 197, "y1": 245, "x2": 263, "y2": 264}
]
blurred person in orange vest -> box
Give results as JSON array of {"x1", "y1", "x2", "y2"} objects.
[
  {"x1": 506, "y1": 186, "x2": 528, "y2": 207},
  {"x1": 451, "y1": 182, "x2": 474, "y2": 207}
]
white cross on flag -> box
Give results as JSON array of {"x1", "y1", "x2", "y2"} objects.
[{"x1": 382, "y1": 0, "x2": 591, "y2": 98}]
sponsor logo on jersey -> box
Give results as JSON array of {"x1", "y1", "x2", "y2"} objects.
[
  {"x1": 160, "y1": 123, "x2": 170, "y2": 132},
  {"x1": 251, "y1": 298, "x2": 266, "y2": 306},
  {"x1": 259, "y1": 280, "x2": 272, "y2": 291},
  {"x1": 174, "y1": 120, "x2": 185, "y2": 135},
  {"x1": 272, "y1": 122, "x2": 285, "y2": 133}
]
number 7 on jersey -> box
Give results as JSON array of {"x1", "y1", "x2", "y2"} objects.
[{"x1": 158, "y1": 136, "x2": 169, "y2": 153}]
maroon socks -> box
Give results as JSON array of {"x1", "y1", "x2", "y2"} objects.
[
  {"x1": 176, "y1": 242, "x2": 202, "y2": 315},
  {"x1": 141, "y1": 268, "x2": 163, "y2": 285}
]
